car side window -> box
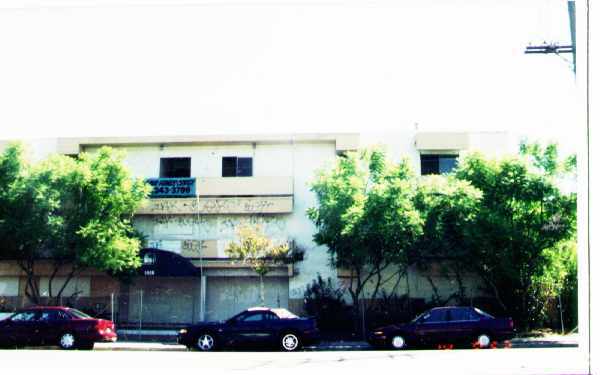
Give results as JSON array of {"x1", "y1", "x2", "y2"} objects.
[
  {"x1": 265, "y1": 312, "x2": 279, "y2": 321},
  {"x1": 241, "y1": 312, "x2": 264, "y2": 322},
  {"x1": 423, "y1": 309, "x2": 448, "y2": 323},
  {"x1": 466, "y1": 309, "x2": 481, "y2": 321},
  {"x1": 10, "y1": 311, "x2": 38, "y2": 322},
  {"x1": 40, "y1": 310, "x2": 68, "y2": 321},
  {"x1": 449, "y1": 308, "x2": 470, "y2": 321}
]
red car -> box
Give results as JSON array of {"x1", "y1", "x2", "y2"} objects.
[{"x1": 0, "y1": 306, "x2": 117, "y2": 350}]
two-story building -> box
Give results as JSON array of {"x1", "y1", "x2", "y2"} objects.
[{"x1": 0, "y1": 131, "x2": 517, "y2": 326}]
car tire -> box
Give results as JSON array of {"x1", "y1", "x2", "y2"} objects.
[
  {"x1": 280, "y1": 332, "x2": 301, "y2": 352},
  {"x1": 390, "y1": 334, "x2": 407, "y2": 350},
  {"x1": 476, "y1": 333, "x2": 492, "y2": 348},
  {"x1": 195, "y1": 333, "x2": 217, "y2": 351},
  {"x1": 58, "y1": 332, "x2": 77, "y2": 350}
]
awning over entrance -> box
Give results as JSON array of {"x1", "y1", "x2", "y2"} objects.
[{"x1": 139, "y1": 248, "x2": 201, "y2": 277}]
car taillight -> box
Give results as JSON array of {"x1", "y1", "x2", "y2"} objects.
[{"x1": 97, "y1": 321, "x2": 115, "y2": 334}]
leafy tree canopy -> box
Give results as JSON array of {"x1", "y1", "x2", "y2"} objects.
[
  {"x1": 454, "y1": 149, "x2": 576, "y2": 328},
  {"x1": 225, "y1": 223, "x2": 290, "y2": 305},
  {"x1": 307, "y1": 147, "x2": 423, "y2": 315},
  {"x1": 0, "y1": 143, "x2": 150, "y2": 303}
]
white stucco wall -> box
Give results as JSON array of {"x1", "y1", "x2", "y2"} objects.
[
  {"x1": 83, "y1": 143, "x2": 295, "y2": 179},
  {"x1": 126, "y1": 141, "x2": 340, "y2": 299}
]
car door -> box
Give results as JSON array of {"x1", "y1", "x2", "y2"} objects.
[
  {"x1": 0, "y1": 313, "x2": 19, "y2": 346},
  {"x1": 446, "y1": 308, "x2": 476, "y2": 344},
  {"x1": 414, "y1": 309, "x2": 450, "y2": 346},
  {"x1": 231, "y1": 311, "x2": 268, "y2": 346},
  {"x1": 38, "y1": 309, "x2": 69, "y2": 345},
  {"x1": 8, "y1": 310, "x2": 41, "y2": 346},
  {"x1": 262, "y1": 311, "x2": 280, "y2": 344}
]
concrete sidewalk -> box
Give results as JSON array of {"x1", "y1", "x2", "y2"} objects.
[{"x1": 510, "y1": 333, "x2": 579, "y2": 348}]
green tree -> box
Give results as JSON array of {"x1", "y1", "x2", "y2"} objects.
[
  {"x1": 225, "y1": 224, "x2": 290, "y2": 306},
  {"x1": 530, "y1": 239, "x2": 577, "y2": 331},
  {"x1": 307, "y1": 148, "x2": 423, "y2": 328},
  {"x1": 412, "y1": 175, "x2": 483, "y2": 304},
  {"x1": 454, "y1": 149, "x2": 576, "y2": 329},
  {"x1": 519, "y1": 140, "x2": 578, "y2": 331},
  {"x1": 0, "y1": 144, "x2": 150, "y2": 304}
]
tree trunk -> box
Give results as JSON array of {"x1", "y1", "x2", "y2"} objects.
[
  {"x1": 259, "y1": 275, "x2": 265, "y2": 307},
  {"x1": 19, "y1": 259, "x2": 40, "y2": 305}
]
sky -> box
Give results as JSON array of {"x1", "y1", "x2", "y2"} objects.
[{"x1": 0, "y1": 0, "x2": 580, "y2": 153}]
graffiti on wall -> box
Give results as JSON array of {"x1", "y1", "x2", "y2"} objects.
[
  {"x1": 141, "y1": 214, "x2": 288, "y2": 239},
  {"x1": 137, "y1": 197, "x2": 292, "y2": 215}
]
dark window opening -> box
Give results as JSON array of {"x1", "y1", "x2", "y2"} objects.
[
  {"x1": 222, "y1": 157, "x2": 253, "y2": 177},
  {"x1": 160, "y1": 157, "x2": 191, "y2": 178},
  {"x1": 420, "y1": 154, "x2": 458, "y2": 175}
]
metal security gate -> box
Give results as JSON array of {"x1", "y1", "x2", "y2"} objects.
[
  {"x1": 127, "y1": 277, "x2": 201, "y2": 326},
  {"x1": 205, "y1": 276, "x2": 289, "y2": 321}
]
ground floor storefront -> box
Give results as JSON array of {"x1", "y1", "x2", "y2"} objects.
[
  {"x1": 0, "y1": 253, "x2": 294, "y2": 328},
  {"x1": 0, "y1": 254, "x2": 495, "y2": 329}
]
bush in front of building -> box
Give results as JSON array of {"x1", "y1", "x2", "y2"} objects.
[
  {"x1": 303, "y1": 275, "x2": 353, "y2": 337},
  {"x1": 364, "y1": 292, "x2": 426, "y2": 330}
]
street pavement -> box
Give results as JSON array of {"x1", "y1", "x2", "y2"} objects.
[{"x1": 0, "y1": 346, "x2": 589, "y2": 375}]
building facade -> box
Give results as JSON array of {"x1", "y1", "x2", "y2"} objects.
[{"x1": 0, "y1": 131, "x2": 517, "y2": 326}]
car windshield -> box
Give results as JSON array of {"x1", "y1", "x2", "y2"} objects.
[
  {"x1": 68, "y1": 309, "x2": 92, "y2": 319},
  {"x1": 474, "y1": 308, "x2": 495, "y2": 319},
  {"x1": 410, "y1": 312, "x2": 427, "y2": 323}
]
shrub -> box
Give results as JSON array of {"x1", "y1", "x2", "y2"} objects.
[{"x1": 304, "y1": 275, "x2": 352, "y2": 333}]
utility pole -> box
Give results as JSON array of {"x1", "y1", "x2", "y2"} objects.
[{"x1": 525, "y1": 1, "x2": 576, "y2": 74}]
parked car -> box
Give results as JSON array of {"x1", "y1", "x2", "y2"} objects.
[
  {"x1": 178, "y1": 307, "x2": 320, "y2": 351},
  {"x1": 0, "y1": 306, "x2": 117, "y2": 350},
  {"x1": 368, "y1": 306, "x2": 515, "y2": 350}
]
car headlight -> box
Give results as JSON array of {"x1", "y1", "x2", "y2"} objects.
[{"x1": 179, "y1": 329, "x2": 188, "y2": 335}]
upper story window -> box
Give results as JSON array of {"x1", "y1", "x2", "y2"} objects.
[
  {"x1": 160, "y1": 157, "x2": 191, "y2": 178},
  {"x1": 222, "y1": 157, "x2": 253, "y2": 177},
  {"x1": 420, "y1": 154, "x2": 458, "y2": 175}
]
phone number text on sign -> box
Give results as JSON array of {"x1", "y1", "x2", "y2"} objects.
[{"x1": 146, "y1": 178, "x2": 196, "y2": 197}]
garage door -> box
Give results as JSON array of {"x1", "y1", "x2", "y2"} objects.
[
  {"x1": 128, "y1": 277, "x2": 200, "y2": 325},
  {"x1": 206, "y1": 277, "x2": 289, "y2": 321}
]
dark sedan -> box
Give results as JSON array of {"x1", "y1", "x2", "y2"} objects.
[
  {"x1": 368, "y1": 306, "x2": 515, "y2": 350},
  {"x1": 178, "y1": 307, "x2": 319, "y2": 351},
  {"x1": 0, "y1": 306, "x2": 117, "y2": 350}
]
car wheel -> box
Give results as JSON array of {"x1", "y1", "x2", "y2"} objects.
[
  {"x1": 390, "y1": 334, "x2": 407, "y2": 350},
  {"x1": 476, "y1": 333, "x2": 492, "y2": 348},
  {"x1": 196, "y1": 333, "x2": 216, "y2": 351},
  {"x1": 58, "y1": 332, "x2": 77, "y2": 350},
  {"x1": 280, "y1": 332, "x2": 301, "y2": 351}
]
